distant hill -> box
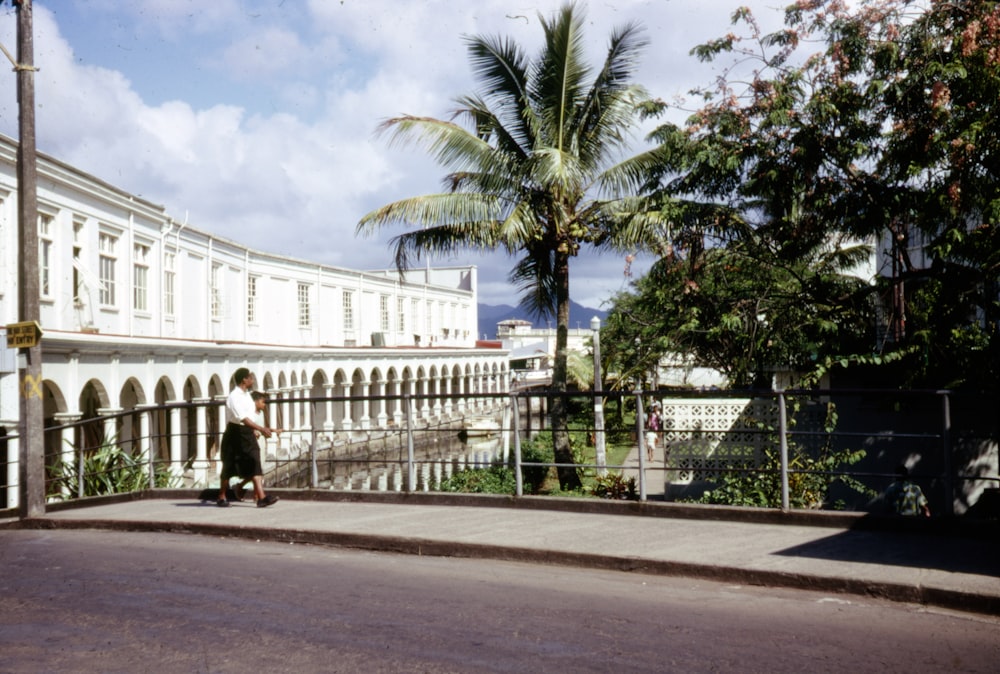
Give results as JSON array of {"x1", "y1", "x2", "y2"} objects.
[{"x1": 477, "y1": 300, "x2": 608, "y2": 340}]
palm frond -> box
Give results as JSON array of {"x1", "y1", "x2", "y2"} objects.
[
  {"x1": 463, "y1": 34, "x2": 534, "y2": 146},
  {"x1": 533, "y1": 3, "x2": 589, "y2": 152},
  {"x1": 357, "y1": 192, "x2": 502, "y2": 234},
  {"x1": 576, "y1": 23, "x2": 649, "y2": 167},
  {"x1": 388, "y1": 218, "x2": 505, "y2": 271},
  {"x1": 509, "y1": 247, "x2": 559, "y2": 319},
  {"x1": 376, "y1": 116, "x2": 493, "y2": 174}
]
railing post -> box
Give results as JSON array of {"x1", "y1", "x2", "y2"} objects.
[
  {"x1": 139, "y1": 406, "x2": 154, "y2": 489},
  {"x1": 635, "y1": 392, "x2": 646, "y2": 501},
  {"x1": 77, "y1": 434, "x2": 85, "y2": 499},
  {"x1": 941, "y1": 390, "x2": 953, "y2": 517},
  {"x1": 512, "y1": 392, "x2": 523, "y2": 497},
  {"x1": 404, "y1": 393, "x2": 416, "y2": 492},
  {"x1": 778, "y1": 390, "x2": 790, "y2": 512},
  {"x1": 310, "y1": 398, "x2": 318, "y2": 490}
]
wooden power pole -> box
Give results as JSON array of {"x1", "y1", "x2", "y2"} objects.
[{"x1": 13, "y1": 0, "x2": 45, "y2": 518}]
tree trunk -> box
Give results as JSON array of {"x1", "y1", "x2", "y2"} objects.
[{"x1": 550, "y1": 251, "x2": 582, "y2": 491}]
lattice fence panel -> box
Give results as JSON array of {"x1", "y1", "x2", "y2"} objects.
[{"x1": 659, "y1": 398, "x2": 779, "y2": 484}]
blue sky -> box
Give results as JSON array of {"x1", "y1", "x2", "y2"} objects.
[{"x1": 1, "y1": 0, "x2": 783, "y2": 309}]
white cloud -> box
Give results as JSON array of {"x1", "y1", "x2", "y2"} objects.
[{"x1": 2, "y1": 0, "x2": 789, "y2": 312}]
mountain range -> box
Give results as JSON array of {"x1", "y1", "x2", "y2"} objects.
[{"x1": 477, "y1": 300, "x2": 608, "y2": 340}]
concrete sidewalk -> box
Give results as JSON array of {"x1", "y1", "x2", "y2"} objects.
[{"x1": 8, "y1": 491, "x2": 999, "y2": 617}]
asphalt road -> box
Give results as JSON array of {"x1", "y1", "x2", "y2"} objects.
[{"x1": 1, "y1": 529, "x2": 997, "y2": 673}]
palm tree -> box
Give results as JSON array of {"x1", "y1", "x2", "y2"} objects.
[{"x1": 357, "y1": 2, "x2": 662, "y2": 490}]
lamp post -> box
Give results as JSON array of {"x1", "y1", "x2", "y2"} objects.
[{"x1": 591, "y1": 316, "x2": 606, "y2": 474}]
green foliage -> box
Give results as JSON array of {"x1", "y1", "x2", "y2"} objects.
[
  {"x1": 438, "y1": 462, "x2": 517, "y2": 495},
  {"x1": 591, "y1": 472, "x2": 638, "y2": 500},
  {"x1": 626, "y1": 0, "x2": 1000, "y2": 390},
  {"x1": 689, "y1": 398, "x2": 874, "y2": 509},
  {"x1": 519, "y1": 434, "x2": 558, "y2": 494},
  {"x1": 692, "y1": 444, "x2": 871, "y2": 510},
  {"x1": 357, "y1": 3, "x2": 671, "y2": 489},
  {"x1": 604, "y1": 240, "x2": 878, "y2": 388},
  {"x1": 49, "y1": 438, "x2": 177, "y2": 500}
]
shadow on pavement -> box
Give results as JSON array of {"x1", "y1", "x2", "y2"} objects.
[{"x1": 775, "y1": 527, "x2": 1000, "y2": 577}]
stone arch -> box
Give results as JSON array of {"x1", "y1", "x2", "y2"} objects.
[
  {"x1": 415, "y1": 365, "x2": 428, "y2": 414},
  {"x1": 79, "y1": 378, "x2": 111, "y2": 452},
  {"x1": 385, "y1": 367, "x2": 400, "y2": 423},
  {"x1": 181, "y1": 375, "x2": 202, "y2": 467},
  {"x1": 428, "y1": 365, "x2": 440, "y2": 415},
  {"x1": 42, "y1": 380, "x2": 69, "y2": 484},
  {"x1": 152, "y1": 376, "x2": 176, "y2": 467},
  {"x1": 331, "y1": 368, "x2": 348, "y2": 430},
  {"x1": 369, "y1": 367, "x2": 385, "y2": 427},
  {"x1": 261, "y1": 372, "x2": 275, "y2": 392},
  {"x1": 118, "y1": 377, "x2": 147, "y2": 457},
  {"x1": 206, "y1": 375, "x2": 225, "y2": 461},
  {"x1": 310, "y1": 368, "x2": 329, "y2": 431},
  {"x1": 273, "y1": 371, "x2": 289, "y2": 430},
  {"x1": 448, "y1": 363, "x2": 464, "y2": 409},
  {"x1": 350, "y1": 367, "x2": 366, "y2": 424}
]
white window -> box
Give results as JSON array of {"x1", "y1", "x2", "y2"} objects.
[
  {"x1": 211, "y1": 263, "x2": 222, "y2": 319},
  {"x1": 99, "y1": 231, "x2": 117, "y2": 306},
  {"x1": 38, "y1": 214, "x2": 53, "y2": 297},
  {"x1": 163, "y1": 250, "x2": 176, "y2": 316},
  {"x1": 298, "y1": 282, "x2": 311, "y2": 328},
  {"x1": 342, "y1": 290, "x2": 354, "y2": 331},
  {"x1": 426, "y1": 299, "x2": 433, "y2": 334},
  {"x1": 133, "y1": 242, "x2": 150, "y2": 312},
  {"x1": 411, "y1": 298, "x2": 419, "y2": 335},
  {"x1": 247, "y1": 275, "x2": 258, "y2": 324},
  {"x1": 72, "y1": 218, "x2": 84, "y2": 303},
  {"x1": 379, "y1": 294, "x2": 390, "y2": 332},
  {"x1": 397, "y1": 297, "x2": 406, "y2": 333}
]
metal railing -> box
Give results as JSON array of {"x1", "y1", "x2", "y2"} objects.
[{"x1": 1, "y1": 387, "x2": 997, "y2": 516}]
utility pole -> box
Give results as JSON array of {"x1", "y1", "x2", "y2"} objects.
[{"x1": 13, "y1": 0, "x2": 44, "y2": 518}]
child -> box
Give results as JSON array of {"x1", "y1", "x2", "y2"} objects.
[{"x1": 645, "y1": 401, "x2": 662, "y2": 461}]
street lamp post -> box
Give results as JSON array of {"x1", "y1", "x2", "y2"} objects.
[{"x1": 591, "y1": 316, "x2": 606, "y2": 475}]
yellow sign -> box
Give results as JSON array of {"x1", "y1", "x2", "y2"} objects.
[{"x1": 6, "y1": 321, "x2": 43, "y2": 348}]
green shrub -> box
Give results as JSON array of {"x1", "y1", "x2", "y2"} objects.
[
  {"x1": 49, "y1": 438, "x2": 178, "y2": 500},
  {"x1": 519, "y1": 436, "x2": 555, "y2": 494},
  {"x1": 591, "y1": 472, "x2": 638, "y2": 500},
  {"x1": 438, "y1": 462, "x2": 516, "y2": 494},
  {"x1": 691, "y1": 445, "x2": 871, "y2": 509}
]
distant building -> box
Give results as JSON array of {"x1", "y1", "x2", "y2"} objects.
[
  {"x1": 0, "y1": 134, "x2": 507, "y2": 506},
  {"x1": 496, "y1": 318, "x2": 596, "y2": 388}
]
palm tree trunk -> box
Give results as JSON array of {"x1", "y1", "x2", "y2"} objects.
[{"x1": 550, "y1": 250, "x2": 582, "y2": 491}]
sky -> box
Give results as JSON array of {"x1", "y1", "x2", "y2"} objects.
[{"x1": 0, "y1": 0, "x2": 785, "y2": 310}]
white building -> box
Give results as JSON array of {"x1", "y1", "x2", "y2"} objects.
[{"x1": 0, "y1": 134, "x2": 508, "y2": 506}]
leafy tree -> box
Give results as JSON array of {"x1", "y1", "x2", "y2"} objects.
[
  {"x1": 357, "y1": 3, "x2": 665, "y2": 488},
  {"x1": 618, "y1": 0, "x2": 1000, "y2": 389},
  {"x1": 604, "y1": 234, "x2": 876, "y2": 388}
]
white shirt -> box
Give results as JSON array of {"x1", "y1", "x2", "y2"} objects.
[{"x1": 225, "y1": 386, "x2": 255, "y2": 425}]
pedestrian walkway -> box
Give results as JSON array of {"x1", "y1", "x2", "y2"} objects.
[{"x1": 9, "y1": 490, "x2": 999, "y2": 617}]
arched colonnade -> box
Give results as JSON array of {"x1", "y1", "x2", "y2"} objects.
[{"x1": 1, "y1": 345, "x2": 509, "y2": 506}]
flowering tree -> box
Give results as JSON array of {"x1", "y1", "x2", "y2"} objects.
[{"x1": 613, "y1": 0, "x2": 1000, "y2": 389}]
